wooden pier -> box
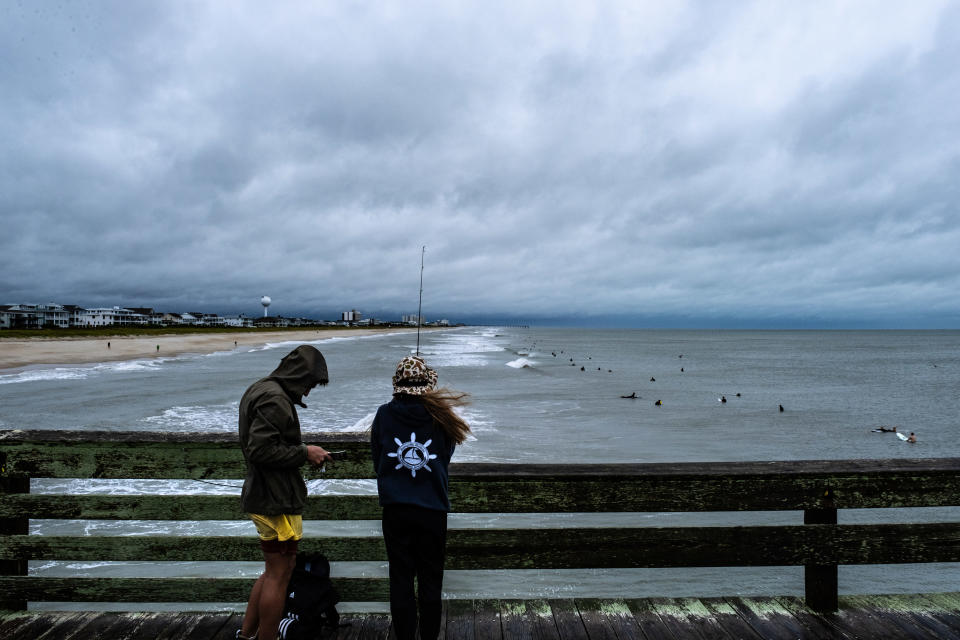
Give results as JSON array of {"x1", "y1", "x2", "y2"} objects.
[
  {"x1": 4, "y1": 431, "x2": 960, "y2": 638},
  {"x1": 5, "y1": 595, "x2": 960, "y2": 639}
]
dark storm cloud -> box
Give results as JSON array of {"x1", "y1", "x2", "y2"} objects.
[{"x1": 2, "y1": 1, "x2": 958, "y2": 326}]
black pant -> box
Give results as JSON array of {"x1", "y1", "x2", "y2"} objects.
[{"x1": 381, "y1": 504, "x2": 448, "y2": 640}]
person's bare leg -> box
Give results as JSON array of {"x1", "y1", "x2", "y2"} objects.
[
  {"x1": 258, "y1": 551, "x2": 296, "y2": 640},
  {"x1": 239, "y1": 573, "x2": 265, "y2": 638}
]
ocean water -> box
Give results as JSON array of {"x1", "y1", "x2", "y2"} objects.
[{"x1": 2, "y1": 327, "x2": 959, "y2": 609}]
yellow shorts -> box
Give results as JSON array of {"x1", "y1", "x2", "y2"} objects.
[{"x1": 249, "y1": 513, "x2": 303, "y2": 542}]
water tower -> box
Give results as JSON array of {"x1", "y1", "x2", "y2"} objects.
[{"x1": 260, "y1": 295, "x2": 271, "y2": 317}]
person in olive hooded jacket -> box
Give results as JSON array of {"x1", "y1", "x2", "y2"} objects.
[{"x1": 237, "y1": 345, "x2": 333, "y2": 640}]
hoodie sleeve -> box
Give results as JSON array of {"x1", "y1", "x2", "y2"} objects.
[
  {"x1": 370, "y1": 407, "x2": 383, "y2": 476},
  {"x1": 246, "y1": 397, "x2": 308, "y2": 468}
]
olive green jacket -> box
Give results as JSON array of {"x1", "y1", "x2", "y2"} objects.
[{"x1": 239, "y1": 345, "x2": 329, "y2": 515}]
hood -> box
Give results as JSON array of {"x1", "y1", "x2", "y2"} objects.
[{"x1": 268, "y1": 345, "x2": 329, "y2": 407}]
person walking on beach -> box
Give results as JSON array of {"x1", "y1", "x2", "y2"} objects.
[
  {"x1": 236, "y1": 345, "x2": 334, "y2": 640},
  {"x1": 371, "y1": 355, "x2": 471, "y2": 640}
]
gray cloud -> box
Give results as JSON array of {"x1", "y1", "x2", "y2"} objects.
[{"x1": 2, "y1": 1, "x2": 959, "y2": 326}]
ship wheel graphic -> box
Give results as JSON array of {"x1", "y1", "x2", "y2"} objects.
[{"x1": 388, "y1": 432, "x2": 437, "y2": 477}]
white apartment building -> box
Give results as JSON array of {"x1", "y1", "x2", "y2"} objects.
[{"x1": 77, "y1": 307, "x2": 148, "y2": 327}]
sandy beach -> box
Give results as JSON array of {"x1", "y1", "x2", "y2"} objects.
[{"x1": 0, "y1": 328, "x2": 417, "y2": 371}]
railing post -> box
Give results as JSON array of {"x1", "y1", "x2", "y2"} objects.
[
  {"x1": 0, "y1": 475, "x2": 29, "y2": 610},
  {"x1": 803, "y1": 506, "x2": 838, "y2": 613}
]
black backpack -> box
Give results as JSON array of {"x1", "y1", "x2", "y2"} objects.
[{"x1": 279, "y1": 552, "x2": 343, "y2": 640}]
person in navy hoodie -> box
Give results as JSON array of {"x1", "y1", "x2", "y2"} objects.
[{"x1": 371, "y1": 355, "x2": 471, "y2": 640}]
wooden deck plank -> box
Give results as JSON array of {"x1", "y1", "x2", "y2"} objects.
[
  {"x1": 76, "y1": 612, "x2": 153, "y2": 640},
  {"x1": 572, "y1": 599, "x2": 620, "y2": 640},
  {"x1": 5, "y1": 612, "x2": 77, "y2": 640},
  {"x1": 624, "y1": 598, "x2": 679, "y2": 640},
  {"x1": 696, "y1": 597, "x2": 765, "y2": 640},
  {"x1": 501, "y1": 600, "x2": 536, "y2": 640},
  {"x1": 475, "y1": 599, "x2": 502, "y2": 640},
  {"x1": 550, "y1": 599, "x2": 588, "y2": 640},
  {"x1": 912, "y1": 593, "x2": 960, "y2": 633},
  {"x1": 4, "y1": 597, "x2": 960, "y2": 640},
  {"x1": 890, "y1": 595, "x2": 960, "y2": 640},
  {"x1": 331, "y1": 616, "x2": 365, "y2": 640},
  {"x1": 633, "y1": 598, "x2": 705, "y2": 640},
  {"x1": 771, "y1": 596, "x2": 853, "y2": 639},
  {"x1": 579, "y1": 600, "x2": 646, "y2": 640},
  {"x1": 30, "y1": 611, "x2": 92, "y2": 640},
  {"x1": 723, "y1": 597, "x2": 808, "y2": 640},
  {"x1": 446, "y1": 599, "x2": 476, "y2": 640},
  {"x1": 528, "y1": 599, "x2": 563, "y2": 640},
  {"x1": 357, "y1": 614, "x2": 392, "y2": 640},
  {"x1": 841, "y1": 595, "x2": 941, "y2": 640},
  {"x1": 649, "y1": 598, "x2": 731, "y2": 640}
]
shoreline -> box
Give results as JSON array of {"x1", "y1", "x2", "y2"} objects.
[{"x1": 0, "y1": 327, "x2": 422, "y2": 372}]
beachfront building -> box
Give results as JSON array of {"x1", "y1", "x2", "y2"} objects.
[
  {"x1": 401, "y1": 314, "x2": 424, "y2": 325},
  {"x1": 221, "y1": 315, "x2": 254, "y2": 328},
  {"x1": 0, "y1": 303, "x2": 70, "y2": 329},
  {"x1": 341, "y1": 309, "x2": 362, "y2": 322},
  {"x1": 77, "y1": 307, "x2": 149, "y2": 327},
  {"x1": 253, "y1": 316, "x2": 291, "y2": 328},
  {"x1": 127, "y1": 308, "x2": 165, "y2": 326}
]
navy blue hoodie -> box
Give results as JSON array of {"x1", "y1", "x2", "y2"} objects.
[{"x1": 371, "y1": 396, "x2": 455, "y2": 512}]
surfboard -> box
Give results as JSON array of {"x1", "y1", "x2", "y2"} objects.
[{"x1": 896, "y1": 432, "x2": 908, "y2": 441}]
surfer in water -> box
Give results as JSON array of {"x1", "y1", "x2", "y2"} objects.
[
  {"x1": 908, "y1": 432, "x2": 917, "y2": 443},
  {"x1": 871, "y1": 426, "x2": 898, "y2": 433},
  {"x1": 621, "y1": 392, "x2": 637, "y2": 399}
]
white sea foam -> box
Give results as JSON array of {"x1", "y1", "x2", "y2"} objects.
[
  {"x1": 506, "y1": 357, "x2": 535, "y2": 369},
  {"x1": 0, "y1": 355, "x2": 187, "y2": 385},
  {"x1": 140, "y1": 404, "x2": 238, "y2": 432}
]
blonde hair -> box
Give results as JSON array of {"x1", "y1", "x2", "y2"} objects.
[{"x1": 418, "y1": 387, "x2": 472, "y2": 445}]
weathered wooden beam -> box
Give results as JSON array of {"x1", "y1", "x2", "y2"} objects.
[
  {"x1": 0, "y1": 494, "x2": 384, "y2": 521},
  {"x1": 0, "y1": 576, "x2": 390, "y2": 602},
  {"x1": 0, "y1": 435, "x2": 373, "y2": 480},
  {"x1": 804, "y1": 507, "x2": 838, "y2": 613},
  {"x1": 0, "y1": 477, "x2": 28, "y2": 610},
  {"x1": 4, "y1": 523, "x2": 960, "y2": 567}
]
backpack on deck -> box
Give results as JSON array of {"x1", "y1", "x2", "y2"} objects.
[{"x1": 278, "y1": 552, "x2": 343, "y2": 640}]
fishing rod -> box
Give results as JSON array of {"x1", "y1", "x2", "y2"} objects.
[{"x1": 416, "y1": 245, "x2": 425, "y2": 356}]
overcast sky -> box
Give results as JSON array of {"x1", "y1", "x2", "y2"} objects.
[{"x1": 2, "y1": 1, "x2": 959, "y2": 327}]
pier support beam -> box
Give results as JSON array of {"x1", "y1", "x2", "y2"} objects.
[
  {"x1": 0, "y1": 475, "x2": 29, "y2": 610},
  {"x1": 804, "y1": 507, "x2": 838, "y2": 613}
]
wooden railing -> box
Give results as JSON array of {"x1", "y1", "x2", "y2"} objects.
[{"x1": 2, "y1": 430, "x2": 960, "y2": 613}]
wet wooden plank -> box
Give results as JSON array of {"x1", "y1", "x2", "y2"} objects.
[
  {"x1": 526, "y1": 599, "x2": 563, "y2": 640},
  {"x1": 572, "y1": 600, "x2": 619, "y2": 640},
  {"x1": 330, "y1": 616, "x2": 365, "y2": 640},
  {"x1": 0, "y1": 575, "x2": 390, "y2": 603},
  {"x1": 549, "y1": 599, "x2": 588, "y2": 640},
  {"x1": 26, "y1": 611, "x2": 92, "y2": 640},
  {"x1": 3, "y1": 611, "x2": 75, "y2": 640},
  {"x1": 885, "y1": 594, "x2": 960, "y2": 640},
  {"x1": 445, "y1": 599, "x2": 475, "y2": 640},
  {"x1": 649, "y1": 597, "x2": 733, "y2": 640},
  {"x1": 357, "y1": 614, "x2": 392, "y2": 640},
  {"x1": 474, "y1": 599, "x2": 502, "y2": 640},
  {"x1": 914, "y1": 593, "x2": 960, "y2": 632},
  {"x1": 723, "y1": 597, "x2": 809, "y2": 640},
  {"x1": 624, "y1": 598, "x2": 678, "y2": 640},
  {"x1": 500, "y1": 600, "x2": 535, "y2": 640},
  {"x1": 842, "y1": 595, "x2": 944, "y2": 640},
  {"x1": 6, "y1": 432, "x2": 960, "y2": 511},
  {"x1": 0, "y1": 433, "x2": 372, "y2": 480},
  {"x1": 0, "y1": 493, "x2": 383, "y2": 521},
  {"x1": 576, "y1": 599, "x2": 646, "y2": 640},
  {"x1": 696, "y1": 597, "x2": 765, "y2": 639},
  {"x1": 772, "y1": 596, "x2": 852, "y2": 639}
]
